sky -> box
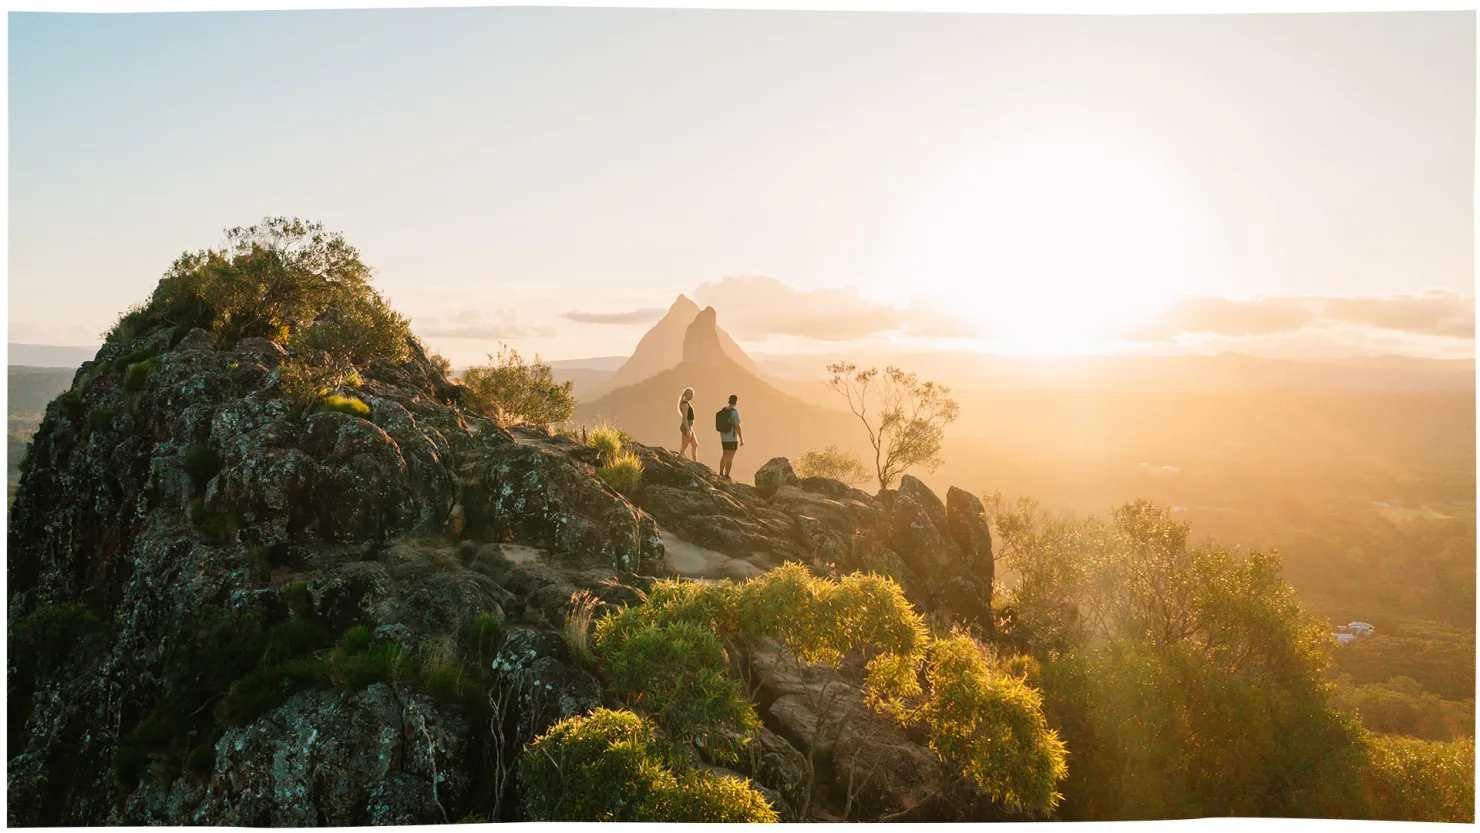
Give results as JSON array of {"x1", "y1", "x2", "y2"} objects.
[{"x1": 8, "y1": 8, "x2": 1476, "y2": 364}]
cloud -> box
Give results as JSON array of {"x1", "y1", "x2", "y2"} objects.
[
  {"x1": 413, "y1": 309, "x2": 554, "y2": 339},
  {"x1": 1131, "y1": 291, "x2": 1474, "y2": 342},
  {"x1": 1130, "y1": 296, "x2": 1317, "y2": 340},
  {"x1": 1318, "y1": 290, "x2": 1474, "y2": 338},
  {"x1": 561, "y1": 307, "x2": 667, "y2": 325},
  {"x1": 692, "y1": 275, "x2": 979, "y2": 340}
]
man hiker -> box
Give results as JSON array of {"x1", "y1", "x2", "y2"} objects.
[{"x1": 716, "y1": 393, "x2": 743, "y2": 479}]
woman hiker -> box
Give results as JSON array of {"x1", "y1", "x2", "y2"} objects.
[{"x1": 678, "y1": 386, "x2": 698, "y2": 462}]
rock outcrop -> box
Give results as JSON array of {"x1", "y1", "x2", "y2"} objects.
[{"x1": 8, "y1": 315, "x2": 995, "y2": 824}]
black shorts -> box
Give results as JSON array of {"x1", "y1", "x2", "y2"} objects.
[{"x1": 722, "y1": 441, "x2": 738, "y2": 451}]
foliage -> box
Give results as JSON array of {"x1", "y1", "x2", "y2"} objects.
[
  {"x1": 214, "y1": 660, "x2": 327, "y2": 727},
  {"x1": 520, "y1": 708, "x2": 778, "y2": 822},
  {"x1": 586, "y1": 424, "x2": 624, "y2": 459},
  {"x1": 123, "y1": 358, "x2": 161, "y2": 394},
  {"x1": 794, "y1": 444, "x2": 871, "y2": 485},
  {"x1": 1331, "y1": 676, "x2": 1475, "y2": 741},
  {"x1": 184, "y1": 743, "x2": 217, "y2": 778},
  {"x1": 110, "y1": 347, "x2": 157, "y2": 372},
  {"x1": 825, "y1": 362, "x2": 960, "y2": 491},
  {"x1": 183, "y1": 444, "x2": 224, "y2": 494},
  {"x1": 910, "y1": 637, "x2": 1068, "y2": 816},
  {"x1": 597, "y1": 451, "x2": 644, "y2": 494},
  {"x1": 54, "y1": 390, "x2": 84, "y2": 423},
  {"x1": 104, "y1": 302, "x2": 154, "y2": 344},
  {"x1": 461, "y1": 343, "x2": 575, "y2": 427},
  {"x1": 1353, "y1": 733, "x2": 1474, "y2": 822},
  {"x1": 319, "y1": 394, "x2": 371, "y2": 418},
  {"x1": 466, "y1": 614, "x2": 506, "y2": 667},
  {"x1": 143, "y1": 218, "x2": 411, "y2": 359},
  {"x1": 87, "y1": 407, "x2": 117, "y2": 432}
]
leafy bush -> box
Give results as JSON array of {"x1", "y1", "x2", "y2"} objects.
[
  {"x1": 1332, "y1": 675, "x2": 1475, "y2": 740},
  {"x1": 911, "y1": 637, "x2": 1068, "y2": 816},
  {"x1": 586, "y1": 424, "x2": 624, "y2": 459},
  {"x1": 144, "y1": 218, "x2": 411, "y2": 358},
  {"x1": 110, "y1": 347, "x2": 157, "y2": 371},
  {"x1": 521, "y1": 708, "x2": 777, "y2": 822},
  {"x1": 104, "y1": 303, "x2": 155, "y2": 344},
  {"x1": 324, "y1": 636, "x2": 406, "y2": 690},
  {"x1": 461, "y1": 343, "x2": 575, "y2": 428},
  {"x1": 1354, "y1": 733, "x2": 1474, "y2": 822},
  {"x1": 87, "y1": 407, "x2": 117, "y2": 432},
  {"x1": 183, "y1": 444, "x2": 224, "y2": 494},
  {"x1": 184, "y1": 742, "x2": 217, "y2": 778},
  {"x1": 260, "y1": 618, "x2": 331, "y2": 667},
  {"x1": 54, "y1": 390, "x2": 84, "y2": 423},
  {"x1": 214, "y1": 660, "x2": 328, "y2": 727},
  {"x1": 320, "y1": 394, "x2": 371, "y2": 418},
  {"x1": 124, "y1": 358, "x2": 161, "y2": 393},
  {"x1": 598, "y1": 451, "x2": 644, "y2": 494},
  {"x1": 795, "y1": 445, "x2": 870, "y2": 485},
  {"x1": 596, "y1": 620, "x2": 759, "y2": 763}
]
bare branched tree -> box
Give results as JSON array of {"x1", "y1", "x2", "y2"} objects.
[{"x1": 825, "y1": 363, "x2": 960, "y2": 492}]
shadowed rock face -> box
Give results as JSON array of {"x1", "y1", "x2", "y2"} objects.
[
  {"x1": 681, "y1": 305, "x2": 728, "y2": 366},
  {"x1": 8, "y1": 309, "x2": 993, "y2": 824}
]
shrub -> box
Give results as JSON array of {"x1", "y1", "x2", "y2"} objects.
[
  {"x1": 260, "y1": 618, "x2": 331, "y2": 667},
  {"x1": 912, "y1": 637, "x2": 1068, "y2": 816},
  {"x1": 598, "y1": 451, "x2": 644, "y2": 494},
  {"x1": 1356, "y1": 733, "x2": 1475, "y2": 822},
  {"x1": 183, "y1": 444, "x2": 224, "y2": 494},
  {"x1": 794, "y1": 445, "x2": 870, "y2": 486},
  {"x1": 184, "y1": 741, "x2": 217, "y2": 778},
  {"x1": 189, "y1": 499, "x2": 240, "y2": 542},
  {"x1": 461, "y1": 343, "x2": 575, "y2": 428},
  {"x1": 423, "y1": 664, "x2": 465, "y2": 702},
  {"x1": 280, "y1": 582, "x2": 312, "y2": 618},
  {"x1": 110, "y1": 347, "x2": 157, "y2": 371},
  {"x1": 54, "y1": 390, "x2": 84, "y2": 423},
  {"x1": 248, "y1": 545, "x2": 274, "y2": 580},
  {"x1": 520, "y1": 708, "x2": 777, "y2": 823},
  {"x1": 324, "y1": 639, "x2": 406, "y2": 690},
  {"x1": 339, "y1": 625, "x2": 374, "y2": 655},
  {"x1": 124, "y1": 358, "x2": 161, "y2": 393},
  {"x1": 87, "y1": 407, "x2": 118, "y2": 432},
  {"x1": 320, "y1": 394, "x2": 371, "y2": 418},
  {"x1": 104, "y1": 303, "x2": 155, "y2": 344},
  {"x1": 214, "y1": 660, "x2": 327, "y2": 727},
  {"x1": 586, "y1": 424, "x2": 624, "y2": 459},
  {"x1": 597, "y1": 620, "x2": 759, "y2": 764},
  {"x1": 10, "y1": 602, "x2": 108, "y2": 677}
]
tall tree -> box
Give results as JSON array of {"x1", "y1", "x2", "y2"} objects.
[{"x1": 825, "y1": 363, "x2": 960, "y2": 492}]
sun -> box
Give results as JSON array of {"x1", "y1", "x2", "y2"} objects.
[{"x1": 889, "y1": 132, "x2": 1211, "y2": 354}]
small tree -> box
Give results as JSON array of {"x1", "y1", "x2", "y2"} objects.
[
  {"x1": 461, "y1": 343, "x2": 575, "y2": 428},
  {"x1": 825, "y1": 363, "x2": 960, "y2": 492},
  {"x1": 795, "y1": 445, "x2": 870, "y2": 486}
]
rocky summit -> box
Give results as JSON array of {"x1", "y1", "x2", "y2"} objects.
[{"x1": 7, "y1": 321, "x2": 996, "y2": 825}]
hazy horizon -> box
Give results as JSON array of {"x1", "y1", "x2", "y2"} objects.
[{"x1": 9, "y1": 8, "x2": 1476, "y2": 367}]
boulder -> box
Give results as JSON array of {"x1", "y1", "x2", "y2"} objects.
[
  {"x1": 754, "y1": 457, "x2": 800, "y2": 499},
  {"x1": 173, "y1": 327, "x2": 216, "y2": 352}
]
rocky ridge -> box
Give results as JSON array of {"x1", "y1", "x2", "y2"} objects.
[{"x1": 8, "y1": 324, "x2": 994, "y2": 824}]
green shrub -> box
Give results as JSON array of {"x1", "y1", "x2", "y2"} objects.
[
  {"x1": 794, "y1": 445, "x2": 870, "y2": 486},
  {"x1": 598, "y1": 451, "x2": 644, "y2": 494},
  {"x1": 261, "y1": 618, "x2": 331, "y2": 667},
  {"x1": 54, "y1": 390, "x2": 84, "y2": 423},
  {"x1": 338, "y1": 625, "x2": 374, "y2": 654},
  {"x1": 189, "y1": 499, "x2": 240, "y2": 542},
  {"x1": 184, "y1": 741, "x2": 217, "y2": 778},
  {"x1": 124, "y1": 358, "x2": 161, "y2": 393},
  {"x1": 320, "y1": 394, "x2": 371, "y2": 417},
  {"x1": 423, "y1": 663, "x2": 465, "y2": 702},
  {"x1": 110, "y1": 347, "x2": 157, "y2": 371},
  {"x1": 325, "y1": 640, "x2": 406, "y2": 690},
  {"x1": 587, "y1": 424, "x2": 624, "y2": 459},
  {"x1": 596, "y1": 620, "x2": 758, "y2": 764},
  {"x1": 1356, "y1": 733, "x2": 1475, "y2": 822},
  {"x1": 280, "y1": 582, "x2": 312, "y2": 618},
  {"x1": 87, "y1": 407, "x2": 118, "y2": 432},
  {"x1": 913, "y1": 637, "x2": 1068, "y2": 816},
  {"x1": 10, "y1": 602, "x2": 108, "y2": 677},
  {"x1": 521, "y1": 708, "x2": 777, "y2": 823},
  {"x1": 183, "y1": 444, "x2": 224, "y2": 493},
  {"x1": 104, "y1": 303, "x2": 155, "y2": 344},
  {"x1": 249, "y1": 545, "x2": 274, "y2": 580},
  {"x1": 214, "y1": 660, "x2": 327, "y2": 727},
  {"x1": 461, "y1": 344, "x2": 575, "y2": 428}
]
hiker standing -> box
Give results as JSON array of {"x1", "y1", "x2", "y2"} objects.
[
  {"x1": 716, "y1": 394, "x2": 743, "y2": 478},
  {"x1": 678, "y1": 387, "x2": 698, "y2": 462}
]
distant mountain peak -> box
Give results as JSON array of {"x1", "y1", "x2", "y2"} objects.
[
  {"x1": 670, "y1": 293, "x2": 698, "y2": 314},
  {"x1": 682, "y1": 306, "x2": 728, "y2": 365}
]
